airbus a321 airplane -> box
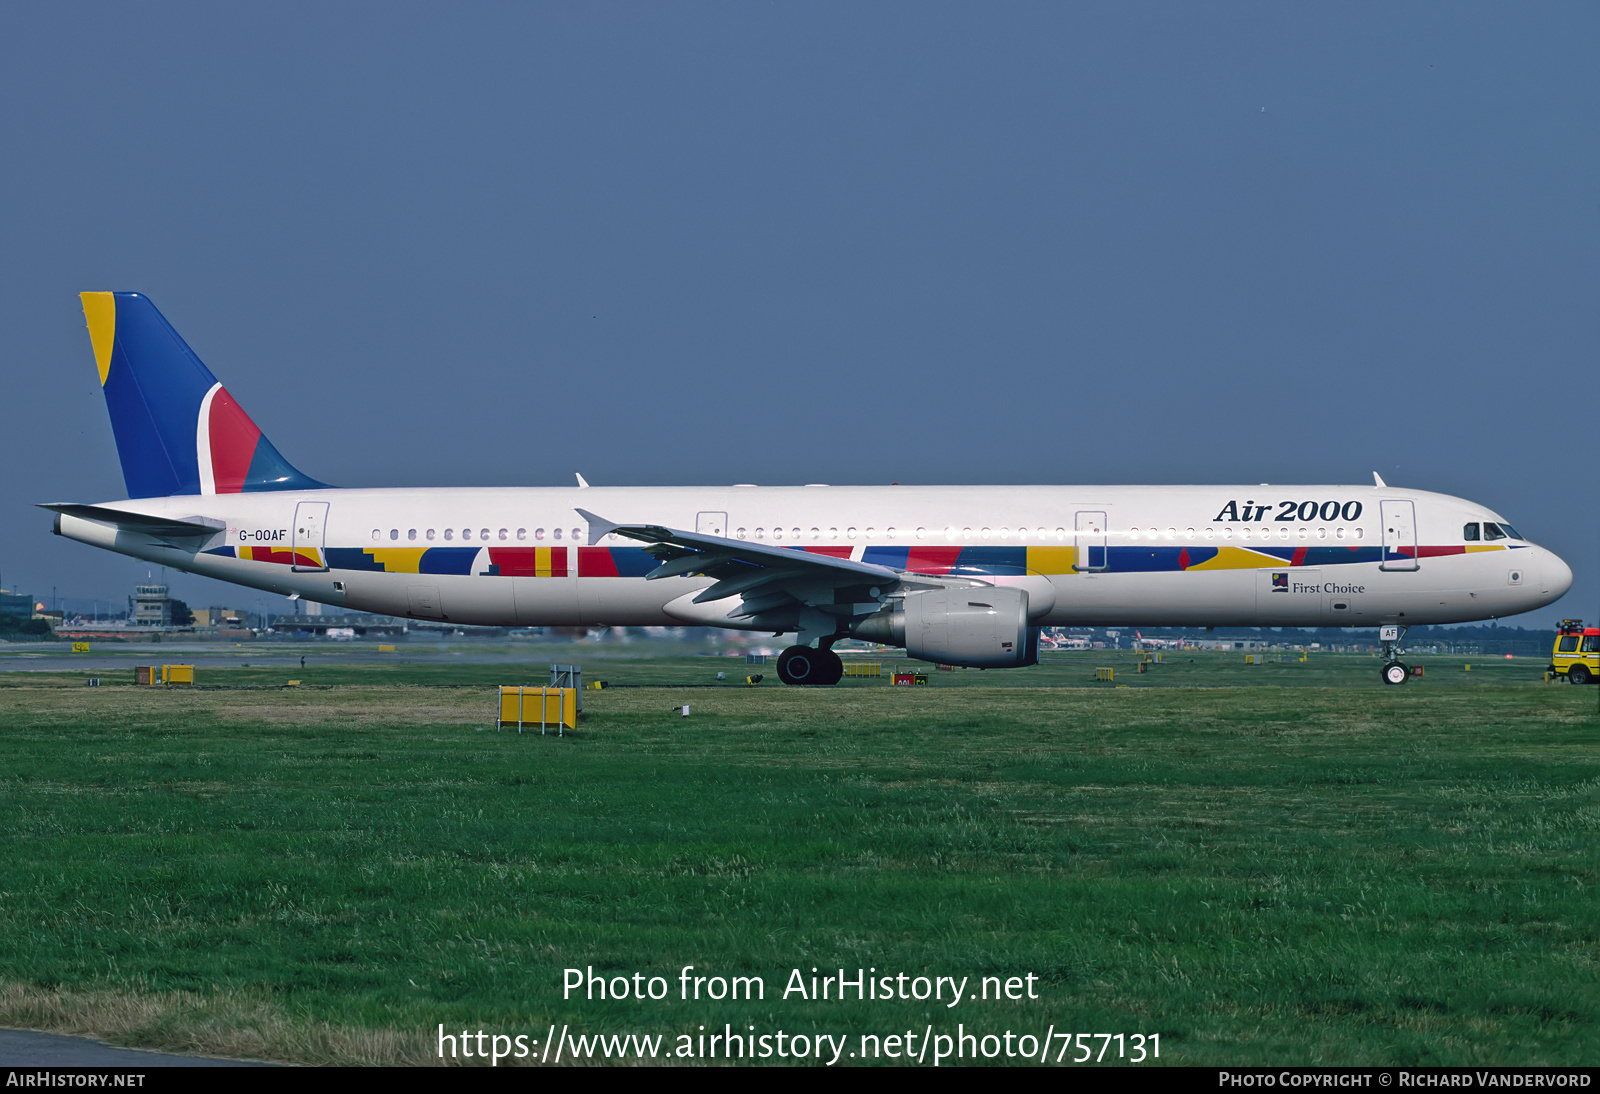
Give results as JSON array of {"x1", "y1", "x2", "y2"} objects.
[{"x1": 46, "y1": 293, "x2": 1573, "y2": 686}]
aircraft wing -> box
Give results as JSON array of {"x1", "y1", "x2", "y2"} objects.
[{"x1": 576, "y1": 507, "x2": 962, "y2": 622}]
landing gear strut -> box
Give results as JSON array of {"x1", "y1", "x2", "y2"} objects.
[
  {"x1": 777, "y1": 644, "x2": 843, "y2": 686},
  {"x1": 1380, "y1": 624, "x2": 1409, "y2": 686}
]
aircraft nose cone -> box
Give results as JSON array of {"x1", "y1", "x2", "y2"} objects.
[{"x1": 1542, "y1": 548, "x2": 1573, "y2": 602}]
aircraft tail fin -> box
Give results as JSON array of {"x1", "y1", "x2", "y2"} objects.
[{"x1": 81, "y1": 292, "x2": 326, "y2": 498}]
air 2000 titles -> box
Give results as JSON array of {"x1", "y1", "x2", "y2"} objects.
[{"x1": 1213, "y1": 500, "x2": 1364, "y2": 522}]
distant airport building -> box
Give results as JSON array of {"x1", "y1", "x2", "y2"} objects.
[
  {"x1": 130, "y1": 583, "x2": 172, "y2": 627},
  {"x1": 191, "y1": 607, "x2": 248, "y2": 628},
  {"x1": 0, "y1": 590, "x2": 31, "y2": 618}
]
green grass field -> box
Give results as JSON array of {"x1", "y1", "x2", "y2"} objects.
[{"x1": 0, "y1": 650, "x2": 1596, "y2": 1065}]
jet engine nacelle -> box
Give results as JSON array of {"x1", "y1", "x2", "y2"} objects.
[{"x1": 850, "y1": 586, "x2": 1039, "y2": 668}]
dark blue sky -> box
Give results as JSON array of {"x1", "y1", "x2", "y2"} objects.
[{"x1": 1, "y1": 3, "x2": 1593, "y2": 626}]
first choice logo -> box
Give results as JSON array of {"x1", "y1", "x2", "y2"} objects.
[
  {"x1": 238, "y1": 529, "x2": 289, "y2": 542},
  {"x1": 1272, "y1": 573, "x2": 1366, "y2": 596},
  {"x1": 1214, "y1": 500, "x2": 1364, "y2": 523}
]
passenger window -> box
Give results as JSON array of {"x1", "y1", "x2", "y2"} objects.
[
  {"x1": 389, "y1": 529, "x2": 399, "y2": 541},
  {"x1": 444, "y1": 529, "x2": 454, "y2": 541},
  {"x1": 427, "y1": 529, "x2": 436, "y2": 541},
  {"x1": 371, "y1": 529, "x2": 381, "y2": 541},
  {"x1": 499, "y1": 529, "x2": 508, "y2": 540},
  {"x1": 552, "y1": 528, "x2": 562, "y2": 540},
  {"x1": 1483, "y1": 523, "x2": 1506, "y2": 541},
  {"x1": 516, "y1": 528, "x2": 525, "y2": 540},
  {"x1": 1463, "y1": 523, "x2": 1480, "y2": 541},
  {"x1": 482, "y1": 528, "x2": 491, "y2": 541},
  {"x1": 408, "y1": 529, "x2": 417, "y2": 541},
  {"x1": 1558, "y1": 636, "x2": 1580, "y2": 653},
  {"x1": 1583, "y1": 637, "x2": 1600, "y2": 654}
]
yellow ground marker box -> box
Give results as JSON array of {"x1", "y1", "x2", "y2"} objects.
[
  {"x1": 843, "y1": 662, "x2": 882, "y2": 677},
  {"x1": 162, "y1": 665, "x2": 194, "y2": 685},
  {"x1": 71, "y1": 642, "x2": 90, "y2": 653},
  {"x1": 498, "y1": 686, "x2": 577, "y2": 733}
]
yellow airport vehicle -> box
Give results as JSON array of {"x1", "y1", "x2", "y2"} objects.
[{"x1": 1549, "y1": 620, "x2": 1599, "y2": 684}]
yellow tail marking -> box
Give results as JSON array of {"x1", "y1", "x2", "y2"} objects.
[{"x1": 80, "y1": 292, "x2": 116, "y2": 386}]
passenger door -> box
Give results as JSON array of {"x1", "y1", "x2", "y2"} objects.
[
  {"x1": 1075, "y1": 511, "x2": 1107, "y2": 571},
  {"x1": 1379, "y1": 500, "x2": 1419, "y2": 572},
  {"x1": 292, "y1": 501, "x2": 329, "y2": 572}
]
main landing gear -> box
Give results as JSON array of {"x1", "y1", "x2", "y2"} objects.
[
  {"x1": 1379, "y1": 624, "x2": 1410, "y2": 686},
  {"x1": 776, "y1": 643, "x2": 844, "y2": 686}
]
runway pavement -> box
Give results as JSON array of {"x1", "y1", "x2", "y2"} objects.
[{"x1": 0, "y1": 1028, "x2": 275, "y2": 1066}]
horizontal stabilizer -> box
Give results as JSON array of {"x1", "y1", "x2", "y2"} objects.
[{"x1": 39, "y1": 503, "x2": 223, "y2": 538}]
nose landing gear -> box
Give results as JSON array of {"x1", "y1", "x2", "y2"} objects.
[{"x1": 1379, "y1": 624, "x2": 1410, "y2": 685}]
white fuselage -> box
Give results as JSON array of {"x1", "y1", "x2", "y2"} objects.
[{"x1": 53, "y1": 482, "x2": 1571, "y2": 631}]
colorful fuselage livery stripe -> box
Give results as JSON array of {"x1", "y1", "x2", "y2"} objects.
[{"x1": 207, "y1": 540, "x2": 1513, "y2": 577}]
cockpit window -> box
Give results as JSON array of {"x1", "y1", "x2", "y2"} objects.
[
  {"x1": 1463, "y1": 523, "x2": 1480, "y2": 541},
  {"x1": 1483, "y1": 522, "x2": 1507, "y2": 541},
  {"x1": 1499, "y1": 523, "x2": 1521, "y2": 540}
]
